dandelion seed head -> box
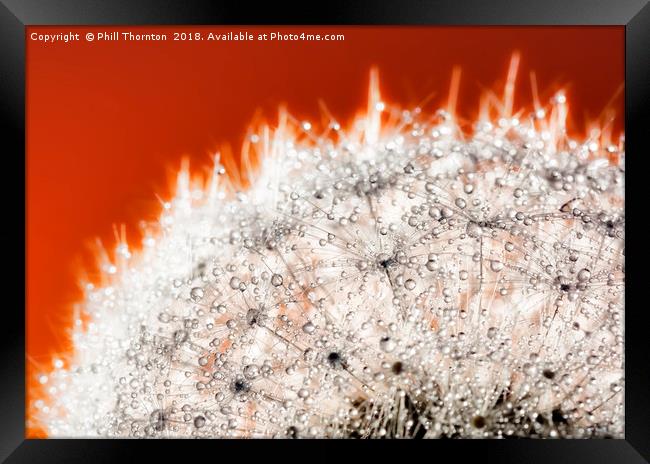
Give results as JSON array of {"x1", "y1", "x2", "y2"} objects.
[{"x1": 34, "y1": 65, "x2": 624, "y2": 439}]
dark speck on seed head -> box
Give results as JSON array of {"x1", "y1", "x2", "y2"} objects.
[
  {"x1": 232, "y1": 379, "x2": 250, "y2": 394},
  {"x1": 472, "y1": 415, "x2": 486, "y2": 428},
  {"x1": 552, "y1": 408, "x2": 568, "y2": 425},
  {"x1": 327, "y1": 351, "x2": 343, "y2": 368},
  {"x1": 391, "y1": 362, "x2": 404, "y2": 375},
  {"x1": 150, "y1": 409, "x2": 168, "y2": 431}
]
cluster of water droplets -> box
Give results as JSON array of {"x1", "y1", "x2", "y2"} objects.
[{"x1": 34, "y1": 71, "x2": 624, "y2": 439}]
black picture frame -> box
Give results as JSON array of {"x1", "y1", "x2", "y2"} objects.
[{"x1": 2, "y1": 0, "x2": 648, "y2": 462}]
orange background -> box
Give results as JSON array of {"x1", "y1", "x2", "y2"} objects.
[{"x1": 26, "y1": 26, "x2": 624, "y2": 436}]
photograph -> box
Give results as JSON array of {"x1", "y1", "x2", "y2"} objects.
[{"x1": 25, "y1": 25, "x2": 627, "y2": 440}]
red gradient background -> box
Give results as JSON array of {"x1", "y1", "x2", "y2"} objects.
[{"x1": 26, "y1": 26, "x2": 624, "y2": 436}]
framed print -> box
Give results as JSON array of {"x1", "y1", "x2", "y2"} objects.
[{"x1": 2, "y1": 0, "x2": 648, "y2": 462}]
